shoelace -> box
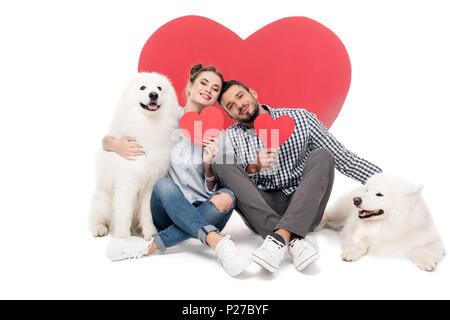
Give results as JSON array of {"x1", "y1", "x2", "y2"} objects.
[
  {"x1": 261, "y1": 236, "x2": 285, "y2": 258},
  {"x1": 289, "y1": 238, "x2": 306, "y2": 256},
  {"x1": 289, "y1": 238, "x2": 298, "y2": 248},
  {"x1": 268, "y1": 236, "x2": 285, "y2": 249},
  {"x1": 131, "y1": 253, "x2": 143, "y2": 260},
  {"x1": 130, "y1": 239, "x2": 153, "y2": 260}
]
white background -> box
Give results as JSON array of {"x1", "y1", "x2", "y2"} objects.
[{"x1": 0, "y1": 0, "x2": 449, "y2": 300}]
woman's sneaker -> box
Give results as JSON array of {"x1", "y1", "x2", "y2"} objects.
[
  {"x1": 215, "y1": 235, "x2": 251, "y2": 277},
  {"x1": 288, "y1": 238, "x2": 319, "y2": 271},
  {"x1": 107, "y1": 236, "x2": 152, "y2": 261},
  {"x1": 251, "y1": 235, "x2": 287, "y2": 273}
]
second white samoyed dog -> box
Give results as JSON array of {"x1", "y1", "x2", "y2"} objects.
[
  {"x1": 320, "y1": 173, "x2": 445, "y2": 271},
  {"x1": 89, "y1": 72, "x2": 179, "y2": 240}
]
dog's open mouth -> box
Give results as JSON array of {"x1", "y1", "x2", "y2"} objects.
[
  {"x1": 140, "y1": 102, "x2": 160, "y2": 111},
  {"x1": 358, "y1": 209, "x2": 384, "y2": 219}
]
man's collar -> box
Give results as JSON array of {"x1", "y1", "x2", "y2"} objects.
[{"x1": 261, "y1": 104, "x2": 274, "y2": 117}]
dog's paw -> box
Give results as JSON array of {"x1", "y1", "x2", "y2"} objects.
[
  {"x1": 341, "y1": 247, "x2": 366, "y2": 262},
  {"x1": 141, "y1": 224, "x2": 158, "y2": 241},
  {"x1": 112, "y1": 229, "x2": 131, "y2": 239},
  {"x1": 412, "y1": 257, "x2": 438, "y2": 272},
  {"x1": 92, "y1": 224, "x2": 109, "y2": 237}
]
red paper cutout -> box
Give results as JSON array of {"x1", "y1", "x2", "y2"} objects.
[
  {"x1": 254, "y1": 114, "x2": 295, "y2": 149},
  {"x1": 179, "y1": 107, "x2": 224, "y2": 146},
  {"x1": 139, "y1": 15, "x2": 351, "y2": 129}
]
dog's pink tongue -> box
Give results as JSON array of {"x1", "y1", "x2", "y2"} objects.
[
  {"x1": 359, "y1": 210, "x2": 376, "y2": 218},
  {"x1": 148, "y1": 104, "x2": 158, "y2": 111}
]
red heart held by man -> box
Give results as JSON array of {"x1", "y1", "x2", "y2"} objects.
[
  {"x1": 179, "y1": 107, "x2": 224, "y2": 146},
  {"x1": 254, "y1": 114, "x2": 296, "y2": 149},
  {"x1": 138, "y1": 15, "x2": 351, "y2": 129}
]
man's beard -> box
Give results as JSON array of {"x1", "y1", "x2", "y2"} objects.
[{"x1": 240, "y1": 102, "x2": 259, "y2": 124}]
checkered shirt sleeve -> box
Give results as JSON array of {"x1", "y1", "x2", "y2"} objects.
[{"x1": 305, "y1": 111, "x2": 382, "y2": 184}]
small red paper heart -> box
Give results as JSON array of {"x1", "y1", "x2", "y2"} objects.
[
  {"x1": 254, "y1": 114, "x2": 295, "y2": 149},
  {"x1": 179, "y1": 107, "x2": 224, "y2": 146}
]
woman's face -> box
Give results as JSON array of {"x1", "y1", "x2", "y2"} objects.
[{"x1": 187, "y1": 71, "x2": 222, "y2": 107}]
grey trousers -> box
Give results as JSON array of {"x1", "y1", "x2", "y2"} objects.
[{"x1": 211, "y1": 148, "x2": 335, "y2": 239}]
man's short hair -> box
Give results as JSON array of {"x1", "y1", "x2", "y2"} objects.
[{"x1": 218, "y1": 80, "x2": 250, "y2": 105}]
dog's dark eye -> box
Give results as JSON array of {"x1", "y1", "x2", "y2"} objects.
[
  {"x1": 376, "y1": 193, "x2": 384, "y2": 197},
  {"x1": 140, "y1": 86, "x2": 146, "y2": 90},
  {"x1": 157, "y1": 86, "x2": 162, "y2": 91}
]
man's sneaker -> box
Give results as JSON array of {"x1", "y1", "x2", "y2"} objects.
[
  {"x1": 215, "y1": 235, "x2": 251, "y2": 277},
  {"x1": 252, "y1": 235, "x2": 287, "y2": 272},
  {"x1": 107, "y1": 236, "x2": 152, "y2": 261},
  {"x1": 288, "y1": 238, "x2": 319, "y2": 271}
]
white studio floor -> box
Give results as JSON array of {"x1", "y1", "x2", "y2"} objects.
[{"x1": 1, "y1": 172, "x2": 448, "y2": 300}]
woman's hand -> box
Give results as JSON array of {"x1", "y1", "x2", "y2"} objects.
[
  {"x1": 202, "y1": 136, "x2": 219, "y2": 191},
  {"x1": 202, "y1": 137, "x2": 219, "y2": 167},
  {"x1": 102, "y1": 136, "x2": 145, "y2": 160}
]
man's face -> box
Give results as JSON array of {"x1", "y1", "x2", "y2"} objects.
[{"x1": 220, "y1": 85, "x2": 260, "y2": 124}]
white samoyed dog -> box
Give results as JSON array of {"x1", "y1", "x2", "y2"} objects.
[
  {"x1": 319, "y1": 173, "x2": 445, "y2": 271},
  {"x1": 89, "y1": 72, "x2": 179, "y2": 240}
]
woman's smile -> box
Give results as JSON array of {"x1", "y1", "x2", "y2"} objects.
[{"x1": 200, "y1": 92, "x2": 212, "y2": 101}]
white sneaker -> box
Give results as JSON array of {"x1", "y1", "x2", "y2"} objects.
[
  {"x1": 215, "y1": 235, "x2": 251, "y2": 277},
  {"x1": 289, "y1": 238, "x2": 319, "y2": 271},
  {"x1": 252, "y1": 235, "x2": 287, "y2": 272},
  {"x1": 107, "y1": 236, "x2": 152, "y2": 261}
]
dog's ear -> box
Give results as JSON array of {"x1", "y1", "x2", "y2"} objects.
[{"x1": 406, "y1": 184, "x2": 424, "y2": 197}]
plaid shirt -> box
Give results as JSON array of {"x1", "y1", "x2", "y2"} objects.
[{"x1": 225, "y1": 105, "x2": 382, "y2": 195}]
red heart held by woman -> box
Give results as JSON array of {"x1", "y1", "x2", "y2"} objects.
[
  {"x1": 254, "y1": 114, "x2": 296, "y2": 149},
  {"x1": 179, "y1": 107, "x2": 224, "y2": 146},
  {"x1": 138, "y1": 16, "x2": 351, "y2": 129}
]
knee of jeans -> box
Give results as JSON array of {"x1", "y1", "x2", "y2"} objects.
[
  {"x1": 210, "y1": 190, "x2": 235, "y2": 213},
  {"x1": 153, "y1": 178, "x2": 178, "y2": 199}
]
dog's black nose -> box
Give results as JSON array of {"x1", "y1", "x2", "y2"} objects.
[
  {"x1": 149, "y1": 92, "x2": 158, "y2": 100},
  {"x1": 353, "y1": 197, "x2": 362, "y2": 206}
]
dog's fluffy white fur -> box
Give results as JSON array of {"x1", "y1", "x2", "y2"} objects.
[
  {"x1": 89, "y1": 72, "x2": 179, "y2": 240},
  {"x1": 320, "y1": 173, "x2": 445, "y2": 271}
]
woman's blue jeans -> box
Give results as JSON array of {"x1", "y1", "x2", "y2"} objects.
[{"x1": 150, "y1": 178, "x2": 236, "y2": 252}]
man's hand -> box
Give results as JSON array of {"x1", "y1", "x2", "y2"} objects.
[{"x1": 247, "y1": 148, "x2": 278, "y2": 174}]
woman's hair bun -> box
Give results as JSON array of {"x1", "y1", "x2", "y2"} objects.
[{"x1": 190, "y1": 63, "x2": 203, "y2": 76}]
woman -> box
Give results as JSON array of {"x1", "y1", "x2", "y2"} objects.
[{"x1": 103, "y1": 64, "x2": 250, "y2": 277}]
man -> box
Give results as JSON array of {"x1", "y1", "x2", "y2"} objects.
[{"x1": 211, "y1": 80, "x2": 382, "y2": 273}]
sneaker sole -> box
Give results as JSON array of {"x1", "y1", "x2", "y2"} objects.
[
  {"x1": 251, "y1": 253, "x2": 278, "y2": 273},
  {"x1": 295, "y1": 251, "x2": 320, "y2": 272}
]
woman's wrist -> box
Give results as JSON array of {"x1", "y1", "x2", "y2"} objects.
[
  {"x1": 204, "y1": 164, "x2": 213, "y2": 177},
  {"x1": 110, "y1": 137, "x2": 118, "y2": 152}
]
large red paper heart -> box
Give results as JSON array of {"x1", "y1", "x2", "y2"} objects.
[
  {"x1": 138, "y1": 16, "x2": 351, "y2": 129},
  {"x1": 179, "y1": 107, "x2": 224, "y2": 146},
  {"x1": 254, "y1": 114, "x2": 296, "y2": 149}
]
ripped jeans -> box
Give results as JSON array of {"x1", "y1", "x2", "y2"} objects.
[{"x1": 150, "y1": 178, "x2": 236, "y2": 252}]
